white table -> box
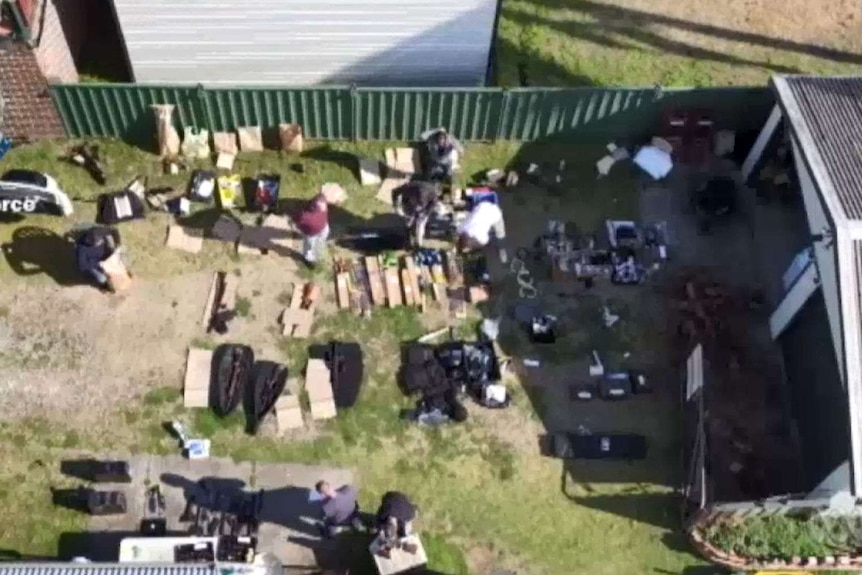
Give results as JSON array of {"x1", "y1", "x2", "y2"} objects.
[{"x1": 369, "y1": 534, "x2": 428, "y2": 575}]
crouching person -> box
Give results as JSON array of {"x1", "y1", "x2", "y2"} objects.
[
  {"x1": 457, "y1": 200, "x2": 508, "y2": 265},
  {"x1": 75, "y1": 226, "x2": 124, "y2": 292},
  {"x1": 421, "y1": 127, "x2": 463, "y2": 184},
  {"x1": 373, "y1": 491, "x2": 419, "y2": 557},
  {"x1": 393, "y1": 181, "x2": 444, "y2": 248}
]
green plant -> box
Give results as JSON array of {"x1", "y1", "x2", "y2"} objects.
[
  {"x1": 704, "y1": 515, "x2": 862, "y2": 560},
  {"x1": 235, "y1": 297, "x2": 252, "y2": 318}
]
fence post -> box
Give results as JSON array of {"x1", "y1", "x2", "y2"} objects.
[
  {"x1": 495, "y1": 88, "x2": 511, "y2": 142},
  {"x1": 350, "y1": 84, "x2": 358, "y2": 141},
  {"x1": 197, "y1": 83, "x2": 215, "y2": 134}
]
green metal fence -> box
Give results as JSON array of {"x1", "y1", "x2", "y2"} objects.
[{"x1": 49, "y1": 83, "x2": 774, "y2": 147}]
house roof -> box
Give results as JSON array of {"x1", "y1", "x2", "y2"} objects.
[
  {"x1": 780, "y1": 77, "x2": 862, "y2": 220},
  {"x1": 773, "y1": 75, "x2": 862, "y2": 497}
]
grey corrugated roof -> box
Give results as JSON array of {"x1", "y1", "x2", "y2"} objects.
[
  {"x1": 779, "y1": 76, "x2": 862, "y2": 220},
  {"x1": 0, "y1": 565, "x2": 215, "y2": 575}
]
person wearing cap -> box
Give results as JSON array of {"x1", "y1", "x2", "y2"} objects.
[{"x1": 457, "y1": 199, "x2": 508, "y2": 264}]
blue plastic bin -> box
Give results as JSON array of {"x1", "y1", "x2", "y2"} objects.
[{"x1": 465, "y1": 188, "x2": 498, "y2": 210}]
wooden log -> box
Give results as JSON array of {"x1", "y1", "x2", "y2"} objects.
[
  {"x1": 384, "y1": 267, "x2": 403, "y2": 307},
  {"x1": 365, "y1": 256, "x2": 385, "y2": 306}
]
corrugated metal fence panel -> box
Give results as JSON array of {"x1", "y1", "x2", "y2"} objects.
[
  {"x1": 498, "y1": 88, "x2": 658, "y2": 141},
  {"x1": 204, "y1": 87, "x2": 352, "y2": 140},
  {"x1": 50, "y1": 84, "x2": 206, "y2": 147},
  {"x1": 48, "y1": 84, "x2": 774, "y2": 144},
  {"x1": 354, "y1": 89, "x2": 505, "y2": 141}
]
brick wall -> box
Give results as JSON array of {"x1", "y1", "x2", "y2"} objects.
[
  {"x1": 32, "y1": 0, "x2": 78, "y2": 84},
  {"x1": 0, "y1": 41, "x2": 65, "y2": 142}
]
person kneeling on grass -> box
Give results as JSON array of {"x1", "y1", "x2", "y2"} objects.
[
  {"x1": 456, "y1": 200, "x2": 508, "y2": 265},
  {"x1": 315, "y1": 480, "x2": 364, "y2": 539},
  {"x1": 75, "y1": 226, "x2": 121, "y2": 291}
]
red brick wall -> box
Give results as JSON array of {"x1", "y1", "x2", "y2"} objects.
[{"x1": 0, "y1": 41, "x2": 65, "y2": 142}]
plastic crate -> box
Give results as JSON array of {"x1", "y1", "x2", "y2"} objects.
[{"x1": 465, "y1": 187, "x2": 498, "y2": 210}]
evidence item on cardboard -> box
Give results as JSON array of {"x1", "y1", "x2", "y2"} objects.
[
  {"x1": 189, "y1": 170, "x2": 216, "y2": 203},
  {"x1": 213, "y1": 132, "x2": 239, "y2": 155},
  {"x1": 278, "y1": 123, "x2": 304, "y2": 152},
  {"x1": 217, "y1": 174, "x2": 241, "y2": 209},
  {"x1": 152, "y1": 104, "x2": 180, "y2": 157},
  {"x1": 238, "y1": 126, "x2": 264, "y2": 152},
  {"x1": 181, "y1": 127, "x2": 211, "y2": 160}
]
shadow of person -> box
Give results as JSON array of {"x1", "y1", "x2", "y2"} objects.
[
  {"x1": 160, "y1": 472, "x2": 325, "y2": 540},
  {"x1": 1, "y1": 226, "x2": 81, "y2": 285},
  {"x1": 277, "y1": 197, "x2": 407, "y2": 257}
]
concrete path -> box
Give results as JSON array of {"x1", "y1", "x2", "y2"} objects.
[{"x1": 75, "y1": 454, "x2": 353, "y2": 569}]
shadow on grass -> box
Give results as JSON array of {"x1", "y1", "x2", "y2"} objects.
[
  {"x1": 1, "y1": 226, "x2": 83, "y2": 286},
  {"x1": 497, "y1": 0, "x2": 862, "y2": 86}
]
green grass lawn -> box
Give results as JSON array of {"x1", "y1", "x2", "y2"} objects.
[
  {"x1": 495, "y1": 0, "x2": 862, "y2": 87},
  {"x1": 0, "y1": 138, "x2": 703, "y2": 575}
]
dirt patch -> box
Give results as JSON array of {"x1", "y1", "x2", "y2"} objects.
[{"x1": 0, "y1": 258, "x2": 305, "y2": 426}]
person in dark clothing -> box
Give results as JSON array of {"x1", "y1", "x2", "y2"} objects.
[
  {"x1": 315, "y1": 480, "x2": 364, "y2": 539},
  {"x1": 374, "y1": 491, "x2": 419, "y2": 556},
  {"x1": 393, "y1": 181, "x2": 442, "y2": 247},
  {"x1": 375, "y1": 491, "x2": 417, "y2": 536},
  {"x1": 74, "y1": 226, "x2": 119, "y2": 290},
  {"x1": 421, "y1": 128, "x2": 463, "y2": 183}
]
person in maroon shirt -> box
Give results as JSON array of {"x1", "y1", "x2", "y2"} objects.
[{"x1": 294, "y1": 193, "x2": 331, "y2": 267}]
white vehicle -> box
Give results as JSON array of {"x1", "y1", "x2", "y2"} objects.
[{"x1": 0, "y1": 169, "x2": 74, "y2": 216}]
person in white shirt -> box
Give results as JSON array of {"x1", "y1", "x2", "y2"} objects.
[{"x1": 456, "y1": 201, "x2": 508, "y2": 264}]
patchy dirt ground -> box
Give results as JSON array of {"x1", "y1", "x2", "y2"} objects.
[{"x1": 0, "y1": 257, "x2": 306, "y2": 425}]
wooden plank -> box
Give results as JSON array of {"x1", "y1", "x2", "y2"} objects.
[
  {"x1": 403, "y1": 257, "x2": 422, "y2": 307},
  {"x1": 431, "y1": 264, "x2": 446, "y2": 285},
  {"x1": 282, "y1": 284, "x2": 317, "y2": 338},
  {"x1": 201, "y1": 273, "x2": 220, "y2": 328},
  {"x1": 419, "y1": 265, "x2": 432, "y2": 287},
  {"x1": 400, "y1": 268, "x2": 415, "y2": 306},
  {"x1": 335, "y1": 272, "x2": 351, "y2": 310},
  {"x1": 365, "y1": 256, "x2": 385, "y2": 306},
  {"x1": 383, "y1": 267, "x2": 403, "y2": 307}
]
